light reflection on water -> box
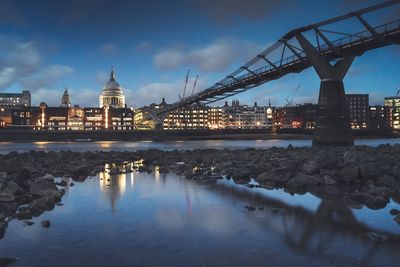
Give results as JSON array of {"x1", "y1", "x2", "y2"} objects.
[
  {"x1": 0, "y1": 138, "x2": 400, "y2": 154},
  {"x1": 0, "y1": 170, "x2": 399, "y2": 267}
]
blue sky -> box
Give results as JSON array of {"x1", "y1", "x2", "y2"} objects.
[{"x1": 0, "y1": 0, "x2": 399, "y2": 107}]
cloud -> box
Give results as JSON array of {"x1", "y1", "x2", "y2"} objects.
[
  {"x1": 32, "y1": 87, "x2": 99, "y2": 107},
  {"x1": 154, "y1": 39, "x2": 266, "y2": 72},
  {"x1": 0, "y1": 37, "x2": 74, "y2": 98},
  {"x1": 99, "y1": 43, "x2": 117, "y2": 56},
  {"x1": 134, "y1": 41, "x2": 154, "y2": 53},
  {"x1": 0, "y1": 41, "x2": 42, "y2": 89},
  {"x1": 21, "y1": 65, "x2": 74, "y2": 90}
]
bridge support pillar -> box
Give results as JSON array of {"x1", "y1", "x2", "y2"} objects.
[{"x1": 295, "y1": 33, "x2": 355, "y2": 146}]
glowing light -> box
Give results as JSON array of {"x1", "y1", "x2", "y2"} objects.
[{"x1": 104, "y1": 107, "x2": 109, "y2": 129}]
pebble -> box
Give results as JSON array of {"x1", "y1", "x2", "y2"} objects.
[{"x1": 40, "y1": 220, "x2": 51, "y2": 228}]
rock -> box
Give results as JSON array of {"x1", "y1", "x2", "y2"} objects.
[
  {"x1": 70, "y1": 182, "x2": 75, "y2": 187},
  {"x1": 343, "y1": 150, "x2": 375, "y2": 166},
  {"x1": 339, "y1": 166, "x2": 360, "y2": 183},
  {"x1": 302, "y1": 153, "x2": 336, "y2": 175},
  {"x1": 15, "y1": 210, "x2": 33, "y2": 220},
  {"x1": 301, "y1": 160, "x2": 319, "y2": 175},
  {"x1": 55, "y1": 180, "x2": 67, "y2": 186},
  {"x1": 40, "y1": 220, "x2": 51, "y2": 228},
  {"x1": 322, "y1": 175, "x2": 337, "y2": 185},
  {"x1": 29, "y1": 179, "x2": 57, "y2": 196},
  {"x1": 0, "y1": 221, "x2": 7, "y2": 239},
  {"x1": 376, "y1": 175, "x2": 398, "y2": 189},
  {"x1": 0, "y1": 182, "x2": 16, "y2": 202},
  {"x1": 245, "y1": 206, "x2": 256, "y2": 211},
  {"x1": 359, "y1": 162, "x2": 380, "y2": 180},
  {"x1": 70, "y1": 164, "x2": 90, "y2": 180},
  {"x1": 23, "y1": 221, "x2": 35, "y2": 226},
  {"x1": 394, "y1": 214, "x2": 400, "y2": 225},
  {"x1": 365, "y1": 194, "x2": 387, "y2": 209},
  {"x1": 389, "y1": 208, "x2": 400, "y2": 216},
  {"x1": 256, "y1": 167, "x2": 293, "y2": 186},
  {"x1": 3, "y1": 158, "x2": 21, "y2": 174},
  {"x1": 287, "y1": 173, "x2": 322, "y2": 188},
  {"x1": 366, "y1": 231, "x2": 388, "y2": 242},
  {"x1": 109, "y1": 167, "x2": 121, "y2": 175},
  {"x1": 158, "y1": 166, "x2": 170, "y2": 173},
  {"x1": 138, "y1": 166, "x2": 152, "y2": 173},
  {"x1": 40, "y1": 174, "x2": 55, "y2": 181}
]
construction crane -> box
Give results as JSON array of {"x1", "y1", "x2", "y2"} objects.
[
  {"x1": 179, "y1": 69, "x2": 190, "y2": 100},
  {"x1": 191, "y1": 75, "x2": 199, "y2": 96},
  {"x1": 284, "y1": 83, "x2": 301, "y2": 107},
  {"x1": 397, "y1": 88, "x2": 400, "y2": 96}
]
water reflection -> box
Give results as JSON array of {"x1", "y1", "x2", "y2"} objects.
[
  {"x1": 1, "y1": 171, "x2": 399, "y2": 266},
  {"x1": 208, "y1": 180, "x2": 400, "y2": 264},
  {"x1": 99, "y1": 171, "x2": 127, "y2": 212}
]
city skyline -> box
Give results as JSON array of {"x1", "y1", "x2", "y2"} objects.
[{"x1": 0, "y1": 0, "x2": 399, "y2": 108}]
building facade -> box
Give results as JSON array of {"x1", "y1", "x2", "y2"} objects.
[
  {"x1": 163, "y1": 104, "x2": 209, "y2": 130},
  {"x1": 369, "y1": 105, "x2": 390, "y2": 130},
  {"x1": 84, "y1": 108, "x2": 105, "y2": 130},
  {"x1": 223, "y1": 100, "x2": 271, "y2": 129},
  {"x1": 345, "y1": 94, "x2": 369, "y2": 129},
  {"x1": 109, "y1": 108, "x2": 134, "y2": 130},
  {"x1": 0, "y1": 90, "x2": 31, "y2": 126},
  {"x1": 384, "y1": 96, "x2": 400, "y2": 130}
]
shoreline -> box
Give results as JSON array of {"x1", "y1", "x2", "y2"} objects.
[
  {"x1": 1, "y1": 145, "x2": 400, "y2": 239},
  {"x1": 0, "y1": 129, "x2": 398, "y2": 142}
]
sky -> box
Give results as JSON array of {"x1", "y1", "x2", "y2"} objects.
[{"x1": 0, "y1": 0, "x2": 399, "y2": 107}]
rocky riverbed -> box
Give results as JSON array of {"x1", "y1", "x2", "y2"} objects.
[{"x1": 1, "y1": 144, "x2": 400, "y2": 238}]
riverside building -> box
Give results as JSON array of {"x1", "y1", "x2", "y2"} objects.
[
  {"x1": 345, "y1": 94, "x2": 369, "y2": 129},
  {"x1": 0, "y1": 90, "x2": 31, "y2": 126},
  {"x1": 222, "y1": 100, "x2": 272, "y2": 129},
  {"x1": 384, "y1": 95, "x2": 400, "y2": 130}
]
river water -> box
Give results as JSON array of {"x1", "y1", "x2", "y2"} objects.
[
  {"x1": 0, "y1": 139, "x2": 400, "y2": 266},
  {"x1": 1, "y1": 138, "x2": 400, "y2": 154}
]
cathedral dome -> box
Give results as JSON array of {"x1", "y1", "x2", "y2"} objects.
[{"x1": 99, "y1": 67, "x2": 126, "y2": 108}]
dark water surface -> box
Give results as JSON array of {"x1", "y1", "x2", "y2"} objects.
[
  {"x1": 0, "y1": 171, "x2": 400, "y2": 267},
  {"x1": 1, "y1": 138, "x2": 400, "y2": 154}
]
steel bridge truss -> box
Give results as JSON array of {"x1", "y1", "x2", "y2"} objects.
[{"x1": 155, "y1": 0, "x2": 400, "y2": 117}]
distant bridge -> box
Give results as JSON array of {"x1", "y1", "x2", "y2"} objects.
[{"x1": 149, "y1": 0, "x2": 400, "y2": 145}]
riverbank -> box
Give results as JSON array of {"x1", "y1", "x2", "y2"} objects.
[
  {"x1": 1, "y1": 145, "x2": 400, "y2": 239},
  {"x1": 0, "y1": 129, "x2": 397, "y2": 142}
]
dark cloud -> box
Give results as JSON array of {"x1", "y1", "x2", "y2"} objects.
[
  {"x1": 0, "y1": 0, "x2": 27, "y2": 27},
  {"x1": 191, "y1": 0, "x2": 386, "y2": 25},
  {"x1": 191, "y1": 0, "x2": 293, "y2": 24},
  {"x1": 0, "y1": 37, "x2": 73, "y2": 92}
]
